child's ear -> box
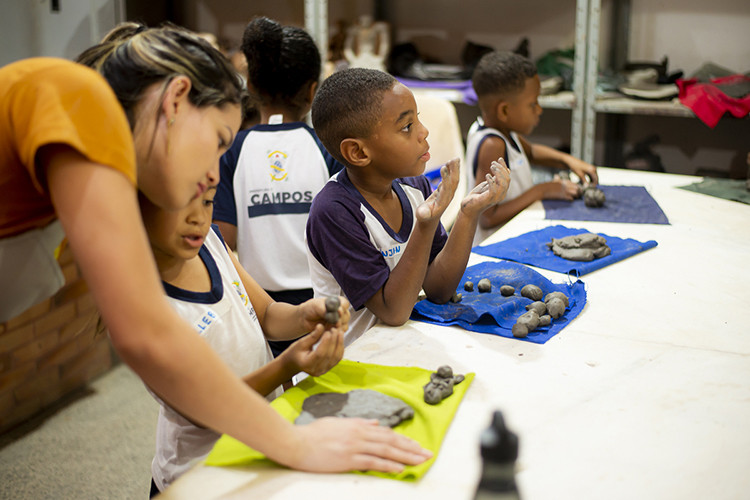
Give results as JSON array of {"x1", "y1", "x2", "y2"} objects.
[
  {"x1": 340, "y1": 138, "x2": 370, "y2": 167},
  {"x1": 306, "y1": 81, "x2": 318, "y2": 104},
  {"x1": 495, "y1": 100, "x2": 510, "y2": 121}
]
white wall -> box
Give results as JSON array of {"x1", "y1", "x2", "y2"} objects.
[
  {"x1": 628, "y1": 0, "x2": 750, "y2": 76},
  {"x1": 181, "y1": 0, "x2": 375, "y2": 51},
  {"x1": 0, "y1": 0, "x2": 123, "y2": 67}
]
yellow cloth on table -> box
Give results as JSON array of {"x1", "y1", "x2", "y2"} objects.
[{"x1": 204, "y1": 359, "x2": 474, "y2": 481}]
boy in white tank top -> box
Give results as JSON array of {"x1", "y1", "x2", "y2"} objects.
[
  {"x1": 466, "y1": 51, "x2": 599, "y2": 245},
  {"x1": 139, "y1": 186, "x2": 349, "y2": 495}
]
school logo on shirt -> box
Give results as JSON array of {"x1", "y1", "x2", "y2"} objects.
[
  {"x1": 232, "y1": 280, "x2": 257, "y2": 321},
  {"x1": 268, "y1": 150, "x2": 288, "y2": 181},
  {"x1": 381, "y1": 245, "x2": 402, "y2": 258}
]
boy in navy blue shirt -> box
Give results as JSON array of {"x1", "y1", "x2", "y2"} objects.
[{"x1": 307, "y1": 68, "x2": 511, "y2": 345}]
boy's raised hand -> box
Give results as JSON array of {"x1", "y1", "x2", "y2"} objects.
[
  {"x1": 284, "y1": 323, "x2": 344, "y2": 377},
  {"x1": 461, "y1": 158, "x2": 511, "y2": 215},
  {"x1": 415, "y1": 158, "x2": 460, "y2": 222}
]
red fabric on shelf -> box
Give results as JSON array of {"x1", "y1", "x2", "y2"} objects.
[{"x1": 676, "y1": 75, "x2": 750, "y2": 128}]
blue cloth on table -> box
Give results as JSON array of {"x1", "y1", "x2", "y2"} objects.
[
  {"x1": 472, "y1": 225, "x2": 657, "y2": 276},
  {"x1": 543, "y1": 185, "x2": 670, "y2": 225},
  {"x1": 411, "y1": 261, "x2": 586, "y2": 344}
]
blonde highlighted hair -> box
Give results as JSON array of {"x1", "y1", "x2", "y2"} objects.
[{"x1": 77, "y1": 22, "x2": 244, "y2": 128}]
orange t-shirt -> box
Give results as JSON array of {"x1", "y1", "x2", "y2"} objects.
[{"x1": 0, "y1": 57, "x2": 136, "y2": 238}]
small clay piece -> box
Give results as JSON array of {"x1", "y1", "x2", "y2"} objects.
[
  {"x1": 325, "y1": 296, "x2": 340, "y2": 312},
  {"x1": 546, "y1": 297, "x2": 566, "y2": 319},
  {"x1": 583, "y1": 186, "x2": 606, "y2": 207},
  {"x1": 512, "y1": 323, "x2": 528, "y2": 338},
  {"x1": 424, "y1": 365, "x2": 465, "y2": 405},
  {"x1": 525, "y1": 301, "x2": 547, "y2": 316},
  {"x1": 544, "y1": 291, "x2": 569, "y2": 308},
  {"x1": 295, "y1": 389, "x2": 414, "y2": 427},
  {"x1": 547, "y1": 233, "x2": 611, "y2": 262},
  {"x1": 520, "y1": 284, "x2": 543, "y2": 301},
  {"x1": 424, "y1": 386, "x2": 444, "y2": 405},
  {"x1": 477, "y1": 278, "x2": 492, "y2": 293},
  {"x1": 324, "y1": 296, "x2": 341, "y2": 323},
  {"x1": 516, "y1": 310, "x2": 540, "y2": 331},
  {"x1": 464, "y1": 281, "x2": 474, "y2": 292},
  {"x1": 450, "y1": 292, "x2": 463, "y2": 303},
  {"x1": 500, "y1": 285, "x2": 515, "y2": 297}
]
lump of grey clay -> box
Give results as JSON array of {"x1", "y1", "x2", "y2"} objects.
[
  {"x1": 516, "y1": 309, "x2": 540, "y2": 331},
  {"x1": 583, "y1": 186, "x2": 606, "y2": 208},
  {"x1": 538, "y1": 314, "x2": 552, "y2": 327},
  {"x1": 547, "y1": 233, "x2": 611, "y2": 262},
  {"x1": 525, "y1": 301, "x2": 547, "y2": 316},
  {"x1": 464, "y1": 281, "x2": 474, "y2": 292},
  {"x1": 450, "y1": 292, "x2": 463, "y2": 303},
  {"x1": 500, "y1": 285, "x2": 515, "y2": 297},
  {"x1": 546, "y1": 297, "x2": 566, "y2": 319},
  {"x1": 544, "y1": 291, "x2": 569, "y2": 308},
  {"x1": 521, "y1": 284, "x2": 543, "y2": 301},
  {"x1": 295, "y1": 389, "x2": 414, "y2": 427},
  {"x1": 324, "y1": 296, "x2": 340, "y2": 323},
  {"x1": 424, "y1": 365, "x2": 465, "y2": 405},
  {"x1": 477, "y1": 278, "x2": 492, "y2": 293},
  {"x1": 512, "y1": 322, "x2": 528, "y2": 338}
]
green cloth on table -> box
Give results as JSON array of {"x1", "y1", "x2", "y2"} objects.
[
  {"x1": 204, "y1": 359, "x2": 474, "y2": 481},
  {"x1": 678, "y1": 178, "x2": 750, "y2": 205}
]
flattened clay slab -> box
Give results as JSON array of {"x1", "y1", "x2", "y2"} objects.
[{"x1": 295, "y1": 389, "x2": 414, "y2": 427}]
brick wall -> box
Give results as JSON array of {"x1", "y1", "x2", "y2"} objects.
[{"x1": 0, "y1": 245, "x2": 115, "y2": 434}]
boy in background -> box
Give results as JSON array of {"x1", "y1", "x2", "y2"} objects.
[
  {"x1": 466, "y1": 51, "x2": 599, "y2": 244},
  {"x1": 307, "y1": 68, "x2": 510, "y2": 345}
]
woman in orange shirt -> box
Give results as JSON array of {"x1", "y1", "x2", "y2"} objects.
[{"x1": 0, "y1": 24, "x2": 430, "y2": 475}]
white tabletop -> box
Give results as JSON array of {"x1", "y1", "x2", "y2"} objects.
[{"x1": 161, "y1": 167, "x2": 750, "y2": 500}]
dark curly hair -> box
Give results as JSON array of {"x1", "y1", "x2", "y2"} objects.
[
  {"x1": 472, "y1": 51, "x2": 537, "y2": 100},
  {"x1": 311, "y1": 68, "x2": 396, "y2": 166}
]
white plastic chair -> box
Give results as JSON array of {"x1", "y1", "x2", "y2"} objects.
[{"x1": 412, "y1": 91, "x2": 467, "y2": 231}]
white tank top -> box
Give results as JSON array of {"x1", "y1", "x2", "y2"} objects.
[
  {"x1": 150, "y1": 227, "x2": 281, "y2": 491},
  {"x1": 465, "y1": 118, "x2": 534, "y2": 244}
]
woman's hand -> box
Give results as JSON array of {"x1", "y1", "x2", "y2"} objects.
[{"x1": 287, "y1": 417, "x2": 433, "y2": 473}]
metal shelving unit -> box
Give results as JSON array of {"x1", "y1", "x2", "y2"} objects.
[
  {"x1": 304, "y1": 0, "x2": 593, "y2": 163},
  {"x1": 580, "y1": 0, "x2": 717, "y2": 166}
]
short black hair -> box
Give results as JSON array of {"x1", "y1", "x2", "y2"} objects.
[
  {"x1": 241, "y1": 17, "x2": 320, "y2": 105},
  {"x1": 472, "y1": 51, "x2": 537, "y2": 100},
  {"x1": 312, "y1": 68, "x2": 397, "y2": 166}
]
